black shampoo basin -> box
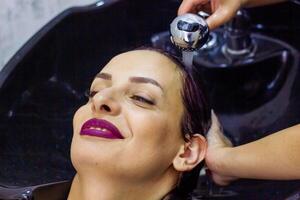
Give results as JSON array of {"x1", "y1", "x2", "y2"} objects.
[{"x1": 1, "y1": 0, "x2": 300, "y2": 199}]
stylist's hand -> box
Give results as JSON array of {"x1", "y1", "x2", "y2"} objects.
[
  {"x1": 178, "y1": 0, "x2": 244, "y2": 30},
  {"x1": 205, "y1": 111, "x2": 237, "y2": 185}
]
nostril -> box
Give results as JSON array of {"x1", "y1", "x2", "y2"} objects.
[{"x1": 100, "y1": 105, "x2": 111, "y2": 112}]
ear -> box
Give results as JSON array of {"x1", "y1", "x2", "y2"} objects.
[{"x1": 173, "y1": 134, "x2": 207, "y2": 172}]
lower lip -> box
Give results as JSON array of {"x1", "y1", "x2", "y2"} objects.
[{"x1": 80, "y1": 128, "x2": 121, "y2": 139}]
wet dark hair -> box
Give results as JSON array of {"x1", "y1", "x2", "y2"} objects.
[{"x1": 135, "y1": 47, "x2": 211, "y2": 199}]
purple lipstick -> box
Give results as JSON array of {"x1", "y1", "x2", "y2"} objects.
[{"x1": 80, "y1": 118, "x2": 124, "y2": 139}]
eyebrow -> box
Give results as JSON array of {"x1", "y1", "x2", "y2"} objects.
[
  {"x1": 95, "y1": 72, "x2": 112, "y2": 80},
  {"x1": 129, "y1": 77, "x2": 163, "y2": 91},
  {"x1": 95, "y1": 72, "x2": 163, "y2": 92}
]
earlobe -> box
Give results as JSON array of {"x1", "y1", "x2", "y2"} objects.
[{"x1": 173, "y1": 134, "x2": 207, "y2": 172}]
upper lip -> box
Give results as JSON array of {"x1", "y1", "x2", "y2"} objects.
[{"x1": 80, "y1": 118, "x2": 124, "y2": 139}]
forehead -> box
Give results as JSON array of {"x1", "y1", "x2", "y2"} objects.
[{"x1": 101, "y1": 50, "x2": 183, "y2": 89}]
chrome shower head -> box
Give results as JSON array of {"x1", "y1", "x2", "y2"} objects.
[{"x1": 170, "y1": 13, "x2": 209, "y2": 51}]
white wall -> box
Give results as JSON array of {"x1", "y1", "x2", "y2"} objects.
[{"x1": 0, "y1": 0, "x2": 96, "y2": 70}]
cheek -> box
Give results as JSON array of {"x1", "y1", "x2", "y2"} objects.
[
  {"x1": 71, "y1": 105, "x2": 92, "y2": 168},
  {"x1": 125, "y1": 109, "x2": 183, "y2": 164},
  {"x1": 72, "y1": 105, "x2": 89, "y2": 132},
  {"x1": 129, "y1": 111, "x2": 170, "y2": 142},
  {"x1": 127, "y1": 106, "x2": 183, "y2": 142}
]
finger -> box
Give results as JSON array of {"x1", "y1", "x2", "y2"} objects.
[
  {"x1": 212, "y1": 173, "x2": 236, "y2": 186},
  {"x1": 178, "y1": 0, "x2": 210, "y2": 15},
  {"x1": 206, "y1": 6, "x2": 237, "y2": 30},
  {"x1": 210, "y1": 0, "x2": 220, "y2": 12},
  {"x1": 178, "y1": 0, "x2": 198, "y2": 15},
  {"x1": 197, "y1": 3, "x2": 212, "y2": 14}
]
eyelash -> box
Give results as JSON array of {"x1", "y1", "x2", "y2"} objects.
[
  {"x1": 85, "y1": 90, "x2": 98, "y2": 98},
  {"x1": 130, "y1": 95, "x2": 155, "y2": 105},
  {"x1": 86, "y1": 90, "x2": 155, "y2": 105}
]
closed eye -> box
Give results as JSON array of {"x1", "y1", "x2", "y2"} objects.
[
  {"x1": 131, "y1": 95, "x2": 155, "y2": 105},
  {"x1": 85, "y1": 90, "x2": 98, "y2": 98}
]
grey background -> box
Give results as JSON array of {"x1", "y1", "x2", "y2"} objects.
[{"x1": 0, "y1": 0, "x2": 96, "y2": 70}]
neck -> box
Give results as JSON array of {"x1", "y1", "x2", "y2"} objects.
[{"x1": 68, "y1": 170, "x2": 179, "y2": 200}]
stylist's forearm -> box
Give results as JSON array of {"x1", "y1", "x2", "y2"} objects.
[
  {"x1": 243, "y1": 0, "x2": 287, "y2": 8},
  {"x1": 219, "y1": 125, "x2": 300, "y2": 180}
]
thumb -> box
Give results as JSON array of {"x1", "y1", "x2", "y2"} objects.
[
  {"x1": 207, "y1": 110, "x2": 222, "y2": 145},
  {"x1": 207, "y1": 110, "x2": 232, "y2": 147},
  {"x1": 209, "y1": 110, "x2": 221, "y2": 133}
]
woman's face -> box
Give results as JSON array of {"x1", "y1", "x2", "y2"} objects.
[{"x1": 71, "y1": 50, "x2": 186, "y2": 182}]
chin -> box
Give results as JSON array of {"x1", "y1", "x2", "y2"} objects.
[{"x1": 70, "y1": 139, "x2": 121, "y2": 174}]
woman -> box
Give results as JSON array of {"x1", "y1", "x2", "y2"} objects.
[{"x1": 67, "y1": 48, "x2": 211, "y2": 200}]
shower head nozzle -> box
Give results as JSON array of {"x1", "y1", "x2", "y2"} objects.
[{"x1": 170, "y1": 13, "x2": 209, "y2": 51}]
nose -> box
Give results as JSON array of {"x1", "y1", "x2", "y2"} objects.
[{"x1": 91, "y1": 89, "x2": 121, "y2": 116}]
